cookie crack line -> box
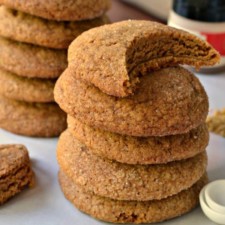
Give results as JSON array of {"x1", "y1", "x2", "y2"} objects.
[
  {"x1": 68, "y1": 20, "x2": 220, "y2": 97},
  {"x1": 0, "y1": 165, "x2": 32, "y2": 191}
]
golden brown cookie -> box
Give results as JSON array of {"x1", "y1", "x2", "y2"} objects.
[
  {"x1": 68, "y1": 20, "x2": 220, "y2": 97},
  {"x1": 0, "y1": 37, "x2": 67, "y2": 78},
  {"x1": 0, "y1": 144, "x2": 34, "y2": 205},
  {"x1": 0, "y1": 0, "x2": 110, "y2": 21},
  {"x1": 0, "y1": 6, "x2": 109, "y2": 49},
  {"x1": 59, "y1": 170, "x2": 207, "y2": 224},
  {"x1": 68, "y1": 116, "x2": 209, "y2": 164},
  {"x1": 57, "y1": 130, "x2": 207, "y2": 201},
  {"x1": 0, "y1": 68, "x2": 55, "y2": 102},
  {"x1": 55, "y1": 67, "x2": 209, "y2": 137},
  {"x1": 0, "y1": 96, "x2": 66, "y2": 137}
]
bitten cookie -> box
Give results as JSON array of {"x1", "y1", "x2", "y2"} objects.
[
  {"x1": 0, "y1": 144, "x2": 34, "y2": 205},
  {"x1": 55, "y1": 67, "x2": 209, "y2": 137},
  {"x1": 0, "y1": 6, "x2": 109, "y2": 49},
  {"x1": 0, "y1": 37, "x2": 67, "y2": 78},
  {"x1": 57, "y1": 130, "x2": 207, "y2": 201},
  {"x1": 68, "y1": 20, "x2": 220, "y2": 97},
  {"x1": 0, "y1": 96, "x2": 66, "y2": 137},
  {"x1": 0, "y1": 68, "x2": 55, "y2": 102},
  {"x1": 68, "y1": 116, "x2": 209, "y2": 164},
  {"x1": 59, "y1": 171, "x2": 207, "y2": 224},
  {"x1": 0, "y1": 0, "x2": 110, "y2": 21}
]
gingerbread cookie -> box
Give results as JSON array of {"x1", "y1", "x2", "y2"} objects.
[
  {"x1": 59, "y1": 171, "x2": 207, "y2": 224},
  {"x1": 68, "y1": 20, "x2": 220, "y2": 97},
  {"x1": 55, "y1": 67, "x2": 208, "y2": 137},
  {"x1": 0, "y1": 144, "x2": 34, "y2": 204},
  {"x1": 68, "y1": 116, "x2": 209, "y2": 164},
  {"x1": 0, "y1": 37, "x2": 67, "y2": 78},
  {"x1": 0, "y1": 0, "x2": 110, "y2": 21},
  {"x1": 0, "y1": 68, "x2": 55, "y2": 102},
  {"x1": 0, "y1": 96, "x2": 66, "y2": 137},
  {"x1": 57, "y1": 130, "x2": 207, "y2": 201},
  {"x1": 0, "y1": 6, "x2": 109, "y2": 49}
]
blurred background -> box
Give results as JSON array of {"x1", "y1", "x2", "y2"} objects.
[{"x1": 108, "y1": 0, "x2": 171, "y2": 22}]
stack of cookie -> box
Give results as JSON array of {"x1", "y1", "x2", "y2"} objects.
[
  {"x1": 0, "y1": 0, "x2": 110, "y2": 137},
  {"x1": 55, "y1": 21, "x2": 220, "y2": 223}
]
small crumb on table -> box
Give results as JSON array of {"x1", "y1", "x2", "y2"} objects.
[{"x1": 207, "y1": 109, "x2": 225, "y2": 137}]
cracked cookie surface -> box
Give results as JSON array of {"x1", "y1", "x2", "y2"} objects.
[
  {"x1": 0, "y1": 37, "x2": 67, "y2": 78},
  {"x1": 55, "y1": 67, "x2": 209, "y2": 137},
  {"x1": 0, "y1": 96, "x2": 66, "y2": 137},
  {"x1": 0, "y1": 6, "x2": 109, "y2": 49},
  {"x1": 59, "y1": 170, "x2": 207, "y2": 224},
  {"x1": 0, "y1": 68, "x2": 55, "y2": 102},
  {"x1": 57, "y1": 130, "x2": 207, "y2": 201},
  {"x1": 68, "y1": 116, "x2": 209, "y2": 164},
  {"x1": 0, "y1": 144, "x2": 34, "y2": 204},
  {"x1": 0, "y1": 0, "x2": 111, "y2": 21}
]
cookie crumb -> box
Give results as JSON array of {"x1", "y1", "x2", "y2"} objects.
[{"x1": 207, "y1": 109, "x2": 225, "y2": 137}]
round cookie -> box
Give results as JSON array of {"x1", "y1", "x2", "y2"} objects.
[
  {"x1": 0, "y1": 6, "x2": 109, "y2": 49},
  {"x1": 0, "y1": 0, "x2": 110, "y2": 21},
  {"x1": 0, "y1": 96, "x2": 66, "y2": 137},
  {"x1": 0, "y1": 144, "x2": 34, "y2": 204},
  {"x1": 59, "y1": 171, "x2": 207, "y2": 224},
  {"x1": 68, "y1": 116, "x2": 209, "y2": 164},
  {"x1": 55, "y1": 67, "x2": 209, "y2": 137},
  {"x1": 68, "y1": 20, "x2": 219, "y2": 97},
  {"x1": 57, "y1": 130, "x2": 207, "y2": 201},
  {"x1": 0, "y1": 68, "x2": 55, "y2": 102},
  {"x1": 0, "y1": 37, "x2": 67, "y2": 78}
]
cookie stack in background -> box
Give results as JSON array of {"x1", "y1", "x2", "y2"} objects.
[
  {"x1": 0, "y1": 0, "x2": 110, "y2": 137},
  {"x1": 55, "y1": 21, "x2": 220, "y2": 223}
]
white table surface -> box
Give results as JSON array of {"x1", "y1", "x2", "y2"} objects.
[{"x1": 0, "y1": 71, "x2": 225, "y2": 225}]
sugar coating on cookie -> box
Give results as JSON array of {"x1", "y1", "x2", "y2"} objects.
[
  {"x1": 0, "y1": 68, "x2": 55, "y2": 102},
  {"x1": 0, "y1": 37, "x2": 67, "y2": 78},
  {"x1": 59, "y1": 171, "x2": 207, "y2": 224},
  {"x1": 0, "y1": 0, "x2": 111, "y2": 21},
  {"x1": 68, "y1": 116, "x2": 209, "y2": 164},
  {"x1": 68, "y1": 20, "x2": 220, "y2": 97},
  {"x1": 0, "y1": 144, "x2": 34, "y2": 205},
  {"x1": 0, "y1": 6, "x2": 110, "y2": 49},
  {"x1": 55, "y1": 67, "x2": 209, "y2": 137},
  {"x1": 57, "y1": 130, "x2": 207, "y2": 201},
  {"x1": 0, "y1": 96, "x2": 66, "y2": 137}
]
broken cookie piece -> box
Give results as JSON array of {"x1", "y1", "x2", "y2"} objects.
[
  {"x1": 0, "y1": 144, "x2": 34, "y2": 205},
  {"x1": 68, "y1": 20, "x2": 220, "y2": 97}
]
